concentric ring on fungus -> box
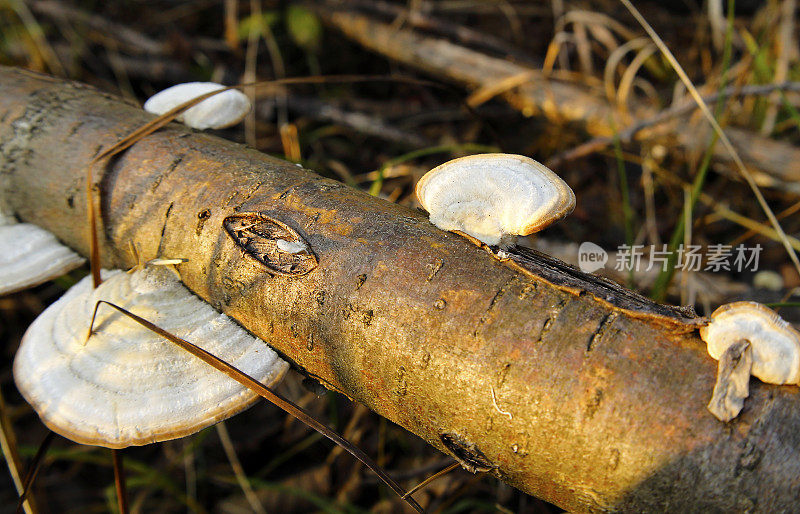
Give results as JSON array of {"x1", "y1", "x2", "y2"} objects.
[
  {"x1": 415, "y1": 153, "x2": 576, "y2": 247},
  {"x1": 0, "y1": 214, "x2": 85, "y2": 295},
  {"x1": 13, "y1": 267, "x2": 289, "y2": 448},
  {"x1": 701, "y1": 301, "x2": 800, "y2": 385}
]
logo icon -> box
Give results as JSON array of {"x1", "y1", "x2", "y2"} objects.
[{"x1": 578, "y1": 242, "x2": 608, "y2": 273}]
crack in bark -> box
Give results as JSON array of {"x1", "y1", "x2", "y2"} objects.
[
  {"x1": 587, "y1": 312, "x2": 620, "y2": 353},
  {"x1": 426, "y1": 259, "x2": 444, "y2": 281},
  {"x1": 155, "y1": 201, "x2": 174, "y2": 258}
]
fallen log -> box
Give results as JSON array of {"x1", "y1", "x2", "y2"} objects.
[
  {"x1": 317, "y1": 8, "x2": 800, "y2": 193},
  {"x1": 1, "y1": 67, "x2": 799, "y2": 512}
]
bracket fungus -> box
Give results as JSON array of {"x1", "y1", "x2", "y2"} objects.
[
  {"x1": 13, "y1": 267, "x2": 288, "y2": 448},
  {"x1": 143, "y1": 82, "x2": 251, "y2": 130},
  {"x1": 700, "y1": 301, "x2": 800, "y2": 421},
  {"x1": 0, "y1": 213, "x2": 84, "y2": 295},
  {"x1": 415, "y1": 153, "x2": 575, "y2": 247}
]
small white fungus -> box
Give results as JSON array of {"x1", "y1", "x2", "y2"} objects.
[
  {"x1": 701, "y1": 301, "x2": 800, "y2": 385},
  {"x1": 143, "y1": 82, "x2": 251, "y2": 130},
  {"x1": 415, "y1": 154, "x2": 575, "y2": 247}
]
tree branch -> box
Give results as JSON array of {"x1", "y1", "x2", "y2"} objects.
[
  {"x1": 2, "y1": 67, "x2": 799, "y2": 512},
  {"x1": 317, "y1": 7, "x2": 800, "y2": 192}
]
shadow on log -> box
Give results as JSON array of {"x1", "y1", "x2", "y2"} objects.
[{"x1": 1, "y1": 67, "x2": 799, "y2": 512}]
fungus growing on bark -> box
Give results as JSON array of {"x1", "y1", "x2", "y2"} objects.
[
  {"x1": 13, "y1": 267, "x2": 288, "y2": 448},
  {"x1": 415, "y1": 153, "x2": 575, "y2": 247},
  {"x1": 701, "y1": 301, "x2": 800, "y2": 385},
  {"x1": 143, "y1": 82, "x2": 251, "y2": 130},
  {"x1": 0, "y1": 214, "x2": 84, "y2": 295},
  {"x1": 700, "y1": 301, "x2": 800, "y2": 421},
  {"x1": 706, "y1": 339, "x2": 752, "y2": 422}
]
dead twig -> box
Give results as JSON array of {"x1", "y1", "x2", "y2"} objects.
[
  {"x1": 317, "y1": 7, "x2": 800, "y2": 191},
  {"x1": 547, "y1": 81, "x2": 800, "y2": 170}
]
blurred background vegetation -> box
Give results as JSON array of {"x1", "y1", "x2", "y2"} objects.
[{"x1": 1, "y1": 0, "x2": 799, "y2": 512}]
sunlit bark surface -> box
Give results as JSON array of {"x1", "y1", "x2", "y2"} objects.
[{"x1": 1, "y1": 67, "x2": 799, "y2": 512}]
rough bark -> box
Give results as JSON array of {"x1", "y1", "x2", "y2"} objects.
[
  {"x1": 317, "y1": 8, "x2": 800, "y2": 193},
  {"x1": 2, "y1": 67, "x2": 800, "y2": 512}
]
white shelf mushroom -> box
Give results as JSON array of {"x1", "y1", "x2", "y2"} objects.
[
  {"x1": 701, "y1": 301, "x2": 800, "y2": 385},
  {"x1": 415, "y1": 154, "x2": 575, "y2": 247},
  {"x1": 143, "y1": 82, "x2": 251, "y2": 130},
  {"x1": 701, "y1": 301, "x2": 800, "y2": 421},
  {"x1": 14, "y1": 267, "x2": 288, "y2": 448},
  {"x1": 0, "y1": 213, "x2": 85, "y2": 295}
]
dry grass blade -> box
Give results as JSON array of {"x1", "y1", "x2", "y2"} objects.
[
  {"x1": 616, "y1": 43, "x2": 658, "y2": 116},
  {"x1": 548, "y1": 81, "x2": 800, "y2": 168},
  {"x1": 402, "y1": 461, "x2": 460, "y2": 499},
  {"x1": 16, "y1": 430, "x2": 55, "y2": 514},
  {"x1": 112, "y1": 449, "x2": 129, "y2": 514},
  {"x1": 0, "y1": 390, "x2": 35, "y2": 514},
  {"x1": 730, "y1": 200, "x2": 800, "y2": 248},
  {"x1": 6, "y1": 0, "x2": 65, "y2": 76},
  {"x1": 760, "y1": 0, "x2": 795, "y2": 134},
  {"x1": 466, "y1": 71, "x2": 535, "y2": 108},
  {"x1": 215, "y1": 422, "x2": 266, "y2": 514},
  {"x1": 619, "y1": 0, "x2": 800, "y2": 287},
  {"x1": 90, "y1": 75, "x2": 446, "y2": 169},
  {"x1": 615, "y1": 148, "x2": 800, "y2": 252},
  {"x1": 86, "y1": 301, "x2": 425, "y2": 514},
  {"x1": 705, "y1": 204, "x2": 800, "y2": 251},
  {"x1": 84, "y1": 85, "x2": 234, "y2": 288},
  {"x1": 82, "y1": 74, "x2": 448, "y2": 289},
  {"x1": 604, "y1": 37, "x2": 650, "y2": 102}
]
